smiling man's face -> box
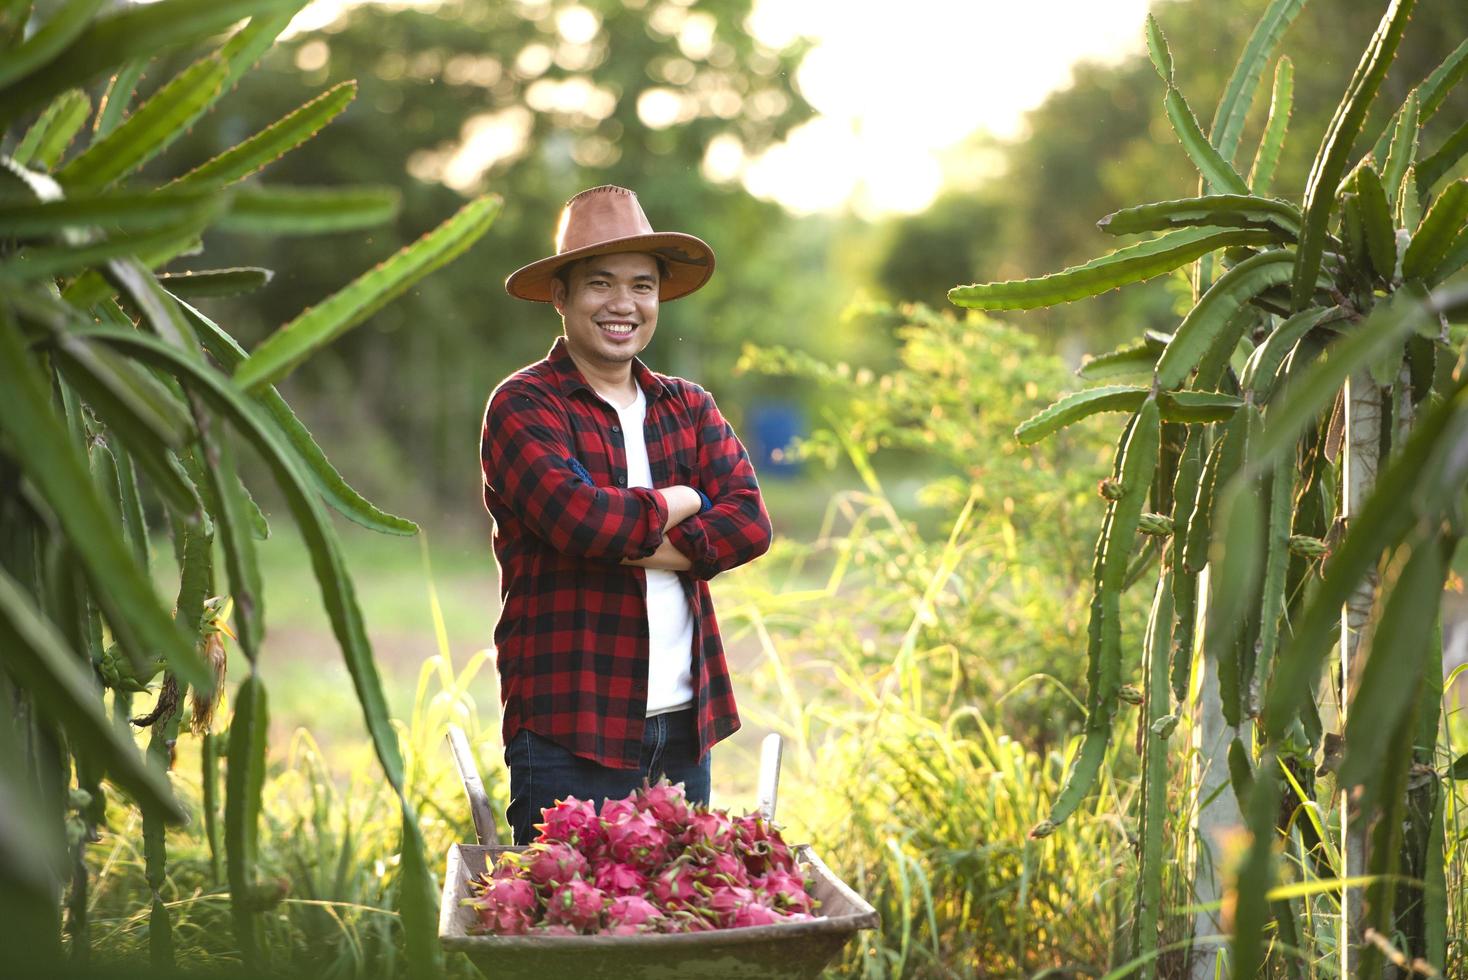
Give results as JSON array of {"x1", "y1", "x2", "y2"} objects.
[{"x1": 551, "y1": 252, "x2": 660, "y2": 372}]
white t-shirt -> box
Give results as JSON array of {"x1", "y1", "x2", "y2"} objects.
[{"x1": 615, "y1": 386, "x2": 695, "y2": 715}]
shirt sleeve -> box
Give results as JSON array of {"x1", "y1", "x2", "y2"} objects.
[
  {"x1": 663, "y1": 390, "x2": 773, "y2": 581},
  {"x1": 482, "y1": 382, "x2": 669, "y2": 560}
]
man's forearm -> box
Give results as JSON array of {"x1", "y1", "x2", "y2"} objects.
[
  {"x1": 657, "y1": 485, "x2": 702, "y2": 531},
  {"x1": 622, "y1": 536, "x2": 693, "y2": 570}
]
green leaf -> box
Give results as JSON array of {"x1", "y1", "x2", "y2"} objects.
[
  {"x1": 1431, "y1": 227, "x2": 1468, "y2": 284},
  {"x1": 1163, "y1": 88, "x2": 1251, "y2": 195},
  {"x1": 93, "y1": 60, "x2": 145, "y2": 140},
  {"x1": 1338, "y1": 533, "x2": 1454, "y2": 787},
  {"x1": 1208, "y1": 0, "x2": 1307, "y2": 169},
  {"x1": 1381, "y1": 91, "x2": 1419, "y2": 209},
  {"x1": 0, "y1": 0, "x2": 106, "y2": 89},
  {"x1": 216, "y1": 185, "x2": 402, "y2": 236},
  {"x1": 0, "y1": 188, "x2": 221, "y2": 236},
  {"x1": 1240, "y1": 306, "x2": 1342, "y2": 401},
  {"x1": 1253, "y1": 284, "x2": 1437, "y2": 467},
  {"x1": 225, "y1": 672, "x2": 268, "y2": 966},
  {"x1": 1354, "y1": 165, "x2": 1398, "y2": 282},
  {"x1": 1157, "y1": 390, "x2": 1246, "y2": 423},
  {"x1": 1399, "y1": 165, "x2": 1423, "y2": 231},
  {"x1": 0, "y1": 0, "x2": 302, "y2": 124},
  {"x1": 57, "y1": 55, "x2": 227, "y2": 191},
  {"x1": 51, "y1": 329, "x2": 191, "y2": 449},
  {"x1": 949, "y1": 228, "x2": 1275, "y2": 311},
  {"x1": 217, "y1": 8, "x2": 305, "y2": 90},
  {"x1": 1144, "y1": 14, "x2": 1173, "y2": 82},
  {"x1": 0, "y1": 566, "x2": 185, "y2": 822},
  {"x1": 1261, "y1": 378, "x2": 1468, "y2": 738},
  {"x1": 1097, "y1": 195, "x2": 1301, "y2": 239},
  {"x1": 1370, "y1": 38, "x2": 1468, "y2": 162},
  {"x1": 174, "y1": 299, "x2": 418, "y2": 536},
  {"x1": 1402, "y1": 179, "x2": 1468, "y2": 280},
  {"x1": 1076, "y1": 339, "x2": 1163, "y2": 381},
  {"x1": 1014, "y1": 385, "x2": 1146, "y2": 445},
  {"x1": 157, "y1": 268, "x2": 273, "y2": 299},
  {"x1": 0, "y1": 222, "x2": 212, "y2": 282},
  {"x1": 1451, "y1": 753, "x2": 1468, "y2": 780},
  {"x1": 235, "y1": 194, "x2": 500, "y2": 391},
  {"x1": 12, "y1": 88, "x2": 90, "y2": 169},
  {"x1": 1156, "y1": 250, "x2": 1299, "y2": 389},
  {"x1": 0, "y1": 307, "x2": 209, "y2": 689},
  {"x1": 1249, "y1": 57, "x2": 1293, "y2": 194},
  {"x1": 199, "y1": 427, "x2": 264, "y2": 661},
  {"x1": 1292, "y1": 0, "x2": 1417, "y2": 310},
  {"x1": 1418, "y1": 121, "x2": 1468, "y2": 195},
  {"x1": 169, "y1": 80, "x2": 357, "y2": 191}
]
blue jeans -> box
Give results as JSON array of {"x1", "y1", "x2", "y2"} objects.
[{"x1": 504, "y1": 709, "x2": 711, "y2": 845}]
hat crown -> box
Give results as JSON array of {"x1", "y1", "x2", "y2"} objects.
[{"x1": 554, "y1": 185, "x2": 655, "y2": 255}]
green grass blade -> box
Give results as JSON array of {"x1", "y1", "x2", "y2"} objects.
[
  {"x1": 169, "y1": 81, "x2": 357, "y2": 191},
  {"x1": 157, "y1": 267, "x2": 273, "y2": 299},
  {"x1": 1338, "y1": 534, "x2": 1453, "y2": 787},
  {"x1": 949, "y1": 228, "x2": 1274, "y2": 311},
  {"x1": 1292, "y1": 0, "x2": 1416, "y2": 310},
  {"x1": 1249, "y1": 57, "x2": 1294, "y2": 194},
  {"x1": 57, "y1": 55, "x2": 227, "y2": 191},
  {"x1": 0, "y1": 0, "x2": 301, "y2": 125},
  {"x1": 1354, "y1": 165, "x2": 1398, "y2": 281},
  {"x1": 0, "y1": 308, "x2": 208, "y2": 689},
  {"x1": 1402, "y1": 178, "x2": 1468, "y2": 280},
  {"x1": 216, "y1": 184, "x2": 401, "y2": 235},
  {"x1": 175, "y1": 299, "x2": 419, "y2": 535},
  {"x1": 225, "y1": 672, "x2": 268, "y2": 967},
  {"x1": 0, "y1": 188, "x2": 220, "y2": 235},
  {"x1": 0, "y1": 0, "x2": 106, "y2": 89},
  {"x1": 0, "y1": 566, "x2": 184, "y2": 822},
  {"x1": 1208, "y1": 0, "x2": 1307, "y2": 168},
  {"x1": 1381, "y1": 91, "x2": 1419, "y2": 209},
  {"x1": 1164, "y1": 87, "x2": 1251, "y2": 195},
  {"x1": 1013, "y1": 385, "x2": 1147, "y2": 445},
  {"x1": 93, "y1": 59, "x2": 145, "y2": 140},
  {"x1": 1156, "y1": 250, "x2": 1298, "y2": 389},
  {"x1": 235, "y1": 193, "x2": 500, "y2": 391},
  {"x1": 12, "y1": 88, "x2": 89, "y2": 169},
  {"x1": 1097, "y1": 195, "x2": 1300, "y2": 238},
  {"x1": 1261, "y1": 378, "x2": 1467, "y2": 738},
  {"x1": 398, "y1": 806, "x2": 443, "y2": 978}
]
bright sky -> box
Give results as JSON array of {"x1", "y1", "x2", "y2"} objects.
[{"x1": 278, "y1": 0, "x2": 1155, "y2": 218}]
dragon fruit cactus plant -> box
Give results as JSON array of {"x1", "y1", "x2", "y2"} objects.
[{"x1": 464, "y1": 778, "x2": 820, "y2": 936}]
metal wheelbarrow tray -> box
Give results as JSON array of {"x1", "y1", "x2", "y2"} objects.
[{"x1": 438, "y1": 729, "x2": 879, "y2": 979}]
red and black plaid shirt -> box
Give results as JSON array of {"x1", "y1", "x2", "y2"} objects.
[{"x1": 480, "y1": 337, "x2": 772, "y2": 769}]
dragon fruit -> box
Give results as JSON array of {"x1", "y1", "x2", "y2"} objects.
[
  {"x1": 464, "y1": 875, "x2": 538, "y2": 936},
  {"x1": 604, "y1": 894, "x2": 665, "y2": 935},
  {"x1": 544, "y1": 878, "x2": 607, "y2": 932},
  {"x1": 465, "y1": 779, "x2": 820, "y2": 938},
  {"x1": 521, "y1": 840, "x2": 588, "y2": 889},
  {"x1": 535, "y1": 795, "x2": 604, "y2": 854},
  {"x1": 604, "y1": 809, "x2": 672, "y2": 871},
  {"x1": 593, "y1": 861, "x2": 647, "y2": 897}
]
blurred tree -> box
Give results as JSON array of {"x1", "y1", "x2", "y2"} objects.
[{"x1": 151, "y1": 0, "x2": 836, "y2": 509}]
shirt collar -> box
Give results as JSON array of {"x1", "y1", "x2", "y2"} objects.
[{"x1": 546, "y1": 336, "x2": 667, "y2": 401}]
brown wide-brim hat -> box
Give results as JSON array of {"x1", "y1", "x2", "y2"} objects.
[{"x1": 505, "y1": 185, "x2": 715, "y2": 303}]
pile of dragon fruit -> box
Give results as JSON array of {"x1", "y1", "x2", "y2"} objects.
[{"x1": 464, "y1": 780, "x2": 819, "y2": 936}]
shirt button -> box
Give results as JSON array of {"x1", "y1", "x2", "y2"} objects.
[
  {"x1": 617, "y1": 476, "x2": 626, "y2": 486},
  {"x1": 611, "y1": 425, "x2": 621, "y2": 433}
]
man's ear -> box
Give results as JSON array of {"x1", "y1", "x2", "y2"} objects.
[{"x1": 549, "y1": 276, "x2": 567, "y2": 315}]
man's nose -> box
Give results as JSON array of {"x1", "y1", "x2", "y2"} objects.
[{"x1": 605, "y1": 288, "x2": 636, "y2": 312}]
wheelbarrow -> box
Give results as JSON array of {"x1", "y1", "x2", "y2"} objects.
[{"x1": 438, "y1": 727, "x2": 879, "y2": 979}]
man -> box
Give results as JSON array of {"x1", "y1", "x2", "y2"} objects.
[{"x1": 480, "y1": 185, "x2": 773, "y2": 844}]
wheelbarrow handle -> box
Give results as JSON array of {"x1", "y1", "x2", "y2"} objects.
[
  {"x1": 757, "y1": 732, "x2": 783, "y2": 823},
  {"x1": 447, "y1": 725, "x2": 500, "y2": 845}
]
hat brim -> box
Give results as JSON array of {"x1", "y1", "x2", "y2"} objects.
[{"x1": 505, "y1": 232, "x2": 715, "y2": 303}]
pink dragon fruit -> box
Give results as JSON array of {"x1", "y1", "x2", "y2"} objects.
[
  {"x1": 465, "y1": 874, "x2": 539, "y2": 936},
  {"x1": 535, "y1": 795, "x2": 604, "y2": 854},
  {"x1": 679, "y1": 807, "x2": 735, "y2": 852},
  {"x1": 534, "y1": 923, "x2": 581, "y2": 936},
  {"x1": 728, "y1": 902, "x2": 788, "y2": 929},
  {"x1": 732, "y1": 813, "x2": 795, "y2": 875},
  {"x1": 522, "y1": 840, "x2": 588, "y2": 889},
  {"x1": 635, "y1": 779, "x2": 694, "y2": 832},
  {"x1": 754, "y1": 868, "x2": 817, "y2": 915},
  {"x1": 603, "y1": 894, "x2": 665, "y2": 935},
  {"x1": 593, "y1": 861, "x2": 647, "y2": 897},
  {"x1": 544, "y1": 878, "x2": 607, "y2": 932},
  {"x1": 599, "y1": 795, "x2": 638, "y2": 827},
  {"x1": 648, "y1": 857, "x2": 701, "y2": 911},
  {"x1": 604, "y1": 809, "x2": 673, "y2": 871},
  {"x1": 705, "y1": 884, "x2": 760, "y2": 929},
  {"x1": 692, "y1": 848, "x2": 750, "y2": 888}
]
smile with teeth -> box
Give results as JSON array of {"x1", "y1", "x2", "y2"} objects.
[{"x1": 598, "y1": 321, "x2": 638, "y2": 336}]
